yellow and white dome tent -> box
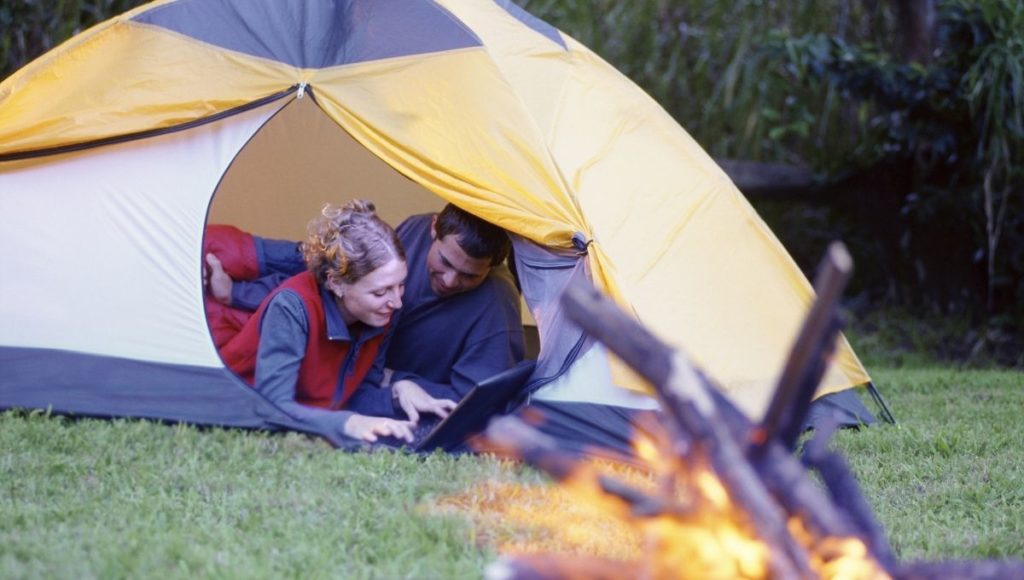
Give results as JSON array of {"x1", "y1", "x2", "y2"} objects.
[{"x1": 0, "y1": 0, "x2": 877, "y2": 450}]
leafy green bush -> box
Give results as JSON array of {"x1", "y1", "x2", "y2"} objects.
[
  {"x1": 525, "y1": 0, "x2": 1022, "y2": 363},
  {"x1": 844, "y1": 303, "x2": 1023, "y2": 369},
  {"x1": 522, "y1": 0, "x2": 900, "y2": 162},
  {"x1": 755, "y1": 0, "x2": 1022, "y2": 343},
  {"x1": 1, "y1": 1, "x2": 144, "y2": 79}
]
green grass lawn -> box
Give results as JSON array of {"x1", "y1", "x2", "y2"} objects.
[
  {"x1": 2, "y1": 365, "x2": 1022, "y2": 578},
  {"x1": 831, "y1": 367, "x2": 1024, "y2": 561}
]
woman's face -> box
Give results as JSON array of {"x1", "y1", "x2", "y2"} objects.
[{"x1": 331, "y1": 258, "x2": 407, "y2": 327}]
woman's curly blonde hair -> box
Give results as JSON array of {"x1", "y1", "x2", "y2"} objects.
[{"x1": 303, "y1": 200, "x2": 405, "y2": 287}]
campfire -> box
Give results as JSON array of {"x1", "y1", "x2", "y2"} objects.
[{"x1": 466, "y1": 244, "x2": 1024, "y2": 580}]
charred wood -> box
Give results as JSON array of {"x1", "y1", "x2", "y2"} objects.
[
  {"x1": 485, "y1": 416, "x2": 694, "y2": 520},
  {"x1": 560, "y1": 279, "x2": 895, "y2": 573},
  {"x1": 485, "y1": 553, "x2": 642, "y2": 580},
  {"x1": 803, "y1": 417, "x2": 896, "y2": 571},
  {"x1": 562, "y1": 284, "x2": 814, "y2": 579},
  {"x1": 893, "y1": 559, "x2": 1024, "y2": 580},
  {"x1": 754, "y1": 241, "x2": 853, "y2": 452}
]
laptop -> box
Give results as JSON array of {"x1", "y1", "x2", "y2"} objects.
[{"x1": 371, "y1": 360, "x2": 536, "y2": 453}]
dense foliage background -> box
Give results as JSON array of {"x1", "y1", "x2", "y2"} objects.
[
  {"x1": 3, "y1": 0, "x2": 1021, "y2": 364},
  {"x1": 520, "y1": 0, "x2": 1023, "y2": 364}
]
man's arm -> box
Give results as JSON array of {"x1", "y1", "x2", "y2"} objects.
[
  {"x1": 231, "y1": 273, "x2": 293, "y2": 311},
  {"x1": 254, "y1": 236, "x2": 305, "y2": 276},
  {"x1": 394, "y1": 277, "x2": 526, "y2": 401},
  {"x1": 346, "y1": 329, "x2": 458, "y2": 423},
  {"x1": 392, "y1": 325, "x2": 524, "y2": 401}
]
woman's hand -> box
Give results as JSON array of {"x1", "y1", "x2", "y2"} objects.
[
  {"x1": 392, "y1": 380, "x2": 457, "y2": 424},
  {"x1": 343, "y1": 414, "x2": 415, "y2": 443}
]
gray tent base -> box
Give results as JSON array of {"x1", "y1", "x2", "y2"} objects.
[
  {"x1": 0, "y1": 346, "x2": 888, "y2": 457},
  {"x1": 802, "y1": 389, "x2": 880, "y2": 432},
  {"x1": 496, "y1": 388, "x2": 883, "y2": 464},
  {"x1": 508, "y1": 400, "x2": 663, "y2": 465}
]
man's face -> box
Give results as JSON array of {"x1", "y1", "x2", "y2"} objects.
[{"x1": 426, "y1": 220, "x2": 492, "y2": 298}]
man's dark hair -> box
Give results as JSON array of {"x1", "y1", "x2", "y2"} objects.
[{"x1": 435, "y1": 203, "x2": 511, "y2": 266}]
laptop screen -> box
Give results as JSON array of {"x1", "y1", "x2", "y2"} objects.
[{"x1": 415, "y1": 359, "x2": 537, "y2": 452}]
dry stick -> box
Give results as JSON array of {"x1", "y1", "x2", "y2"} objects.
[
  {"x1": 893, "y1": 560, "x2": 1024, "y2": 580},
  {"x1": 557, "y1": 271, "x2": 1024, "y2": 580},
  {"x1": 740, "y1": 242, "x2": 898, "y2": 569},
  {"x1": 727, "y1": 241, "x2": 895, "y2": 565},
  {"x1": 561, "y1": 283, "x2": 811, "y2": 580},
  {"x1": 803, "y1": 417, "x2": 896, "y2": 570},
  {"x1": 559, "y1": 283, "x2": 881, "y2": 562},
  {"x1": 721, "y1": 375, "x2": 898, "y2": 573},
  {"x1": 755, "y1": 241, "x2": 853, "y2": 451},
  {"x1": 485, "y1": 552, "x2": 642, "y2": 580},
  {"x1": 485, "y1": 415, "x2": 694, "y2": 520}
]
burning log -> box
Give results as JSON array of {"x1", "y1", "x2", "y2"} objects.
[
  {"x1": 481, "y1": 242, "x2": 1024, "y2": 579},
  {"x1": 485, "y1": 415, "x2": 795, "y2": 579},
  {"x1": 561, "y1": 259, "x2": 908, "y2": 574},
  {"x1": 755, "y1": 242, "x2": 853, "y2": 451},
  {"x1": 485, "y1": 553, "x2": 643, "y2": 580},
  {"x1": 893, "y1": 560, "x2": 1024, "y2": 579},
  {"x1": 485, "y1": 415, "x2": 696, "y2": 520},
  {"x1": 560, "y1": 243, "x2": 899, "y2": 563},
  {"x1": 802, "y1": 416, "x2": 896, "y2": 569},
  {"x1": 560, "y1": 283, "x2": 852, "y2": 579}
]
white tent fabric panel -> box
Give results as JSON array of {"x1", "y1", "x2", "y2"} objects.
[
  {"x1": 0, "y1": 102, "x2": 282, "y2": 366},
  {"x1": 532, "y1": 343, "x2": 660, "y2": 410}
]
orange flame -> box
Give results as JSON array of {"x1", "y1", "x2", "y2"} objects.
[
  {"x1": 434, "y1": 432, "x2": 889, "y2": 579},
  {"x1": 788, "y1": 517, "x2": 891, "y2": 580}
]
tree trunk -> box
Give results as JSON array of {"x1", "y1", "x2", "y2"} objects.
[{"x1": 893, "y1": 0, "x2": 936, "y2": 63}]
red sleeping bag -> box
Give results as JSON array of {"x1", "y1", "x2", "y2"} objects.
[{"x1": 203, "y1": 225, "x2": 261, "y2": 348}]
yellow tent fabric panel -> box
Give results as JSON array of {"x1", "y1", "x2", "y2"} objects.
[
  {"x1": 440, "y1": 5, "x2": 870, "y2": 406},
  {"x1": 209, "y1": 96, "x2": 446, "y2": 241},
  {"x1": 434, "y1": 0, "x2": 575, "y2": 140},
  {"x1": 309, "y1": 51, "x2": 583, "y2": 249},
  {"x1": 0, "y1": 21, "x2": 297, "y2": 156},
  {"x1": 309, "y1": 52, "x2": 634, "y2": 315},
  {"x1": 545, "y1": 47, "x2": 870, "y2": 405}
]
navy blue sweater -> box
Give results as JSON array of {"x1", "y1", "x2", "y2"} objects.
[{"x1": 381, "y1": 214, "x2": 525, "y2": 406}]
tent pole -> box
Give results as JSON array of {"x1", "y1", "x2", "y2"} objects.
[{"x1": 866, "y1": 382, "x2": 896, "y2": 424}]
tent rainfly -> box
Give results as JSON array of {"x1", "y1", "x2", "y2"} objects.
[{"x1": 0, "y1": 0, "x2": 879, "y2": 454}]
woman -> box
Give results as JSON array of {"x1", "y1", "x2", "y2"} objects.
[{"x1": 218, "y1": 200, "x2": 456, "y2": 443}]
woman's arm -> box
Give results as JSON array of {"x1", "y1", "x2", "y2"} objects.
[
  {"x1": 255, "y1": 292, "x2": 412, "y2": 442},
  {"x1": 345, "y1": 323, "x2": 456, "y2": 423}
]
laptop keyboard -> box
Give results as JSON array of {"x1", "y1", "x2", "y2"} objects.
[
  {"x1": 408, "y1": 420, "x2": 434, "y2": 442},
  {"x1": 364, "y1": 360, "x2": 536, "y2": 452},
  {"x1": 373, "y1": 416, "x2": 441, "y2": 449}
]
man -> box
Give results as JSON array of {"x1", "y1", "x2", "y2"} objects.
[
  {"x1": 379, "y1": 204, "x2": 525, "y2": 421},
  {"x1": 206, "y1": 203, "x2": 525, "y2": 422}
]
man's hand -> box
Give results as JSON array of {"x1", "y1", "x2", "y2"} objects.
[
  {"x1": 343, "y1": 414, "x2": 415, "y2": 443},
  {"x1": 392, "y1": 380, "x2": 457, "y2": 424},
  {"x1": 205, "y1": 253, "x2": 234, "y2": 305}
]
